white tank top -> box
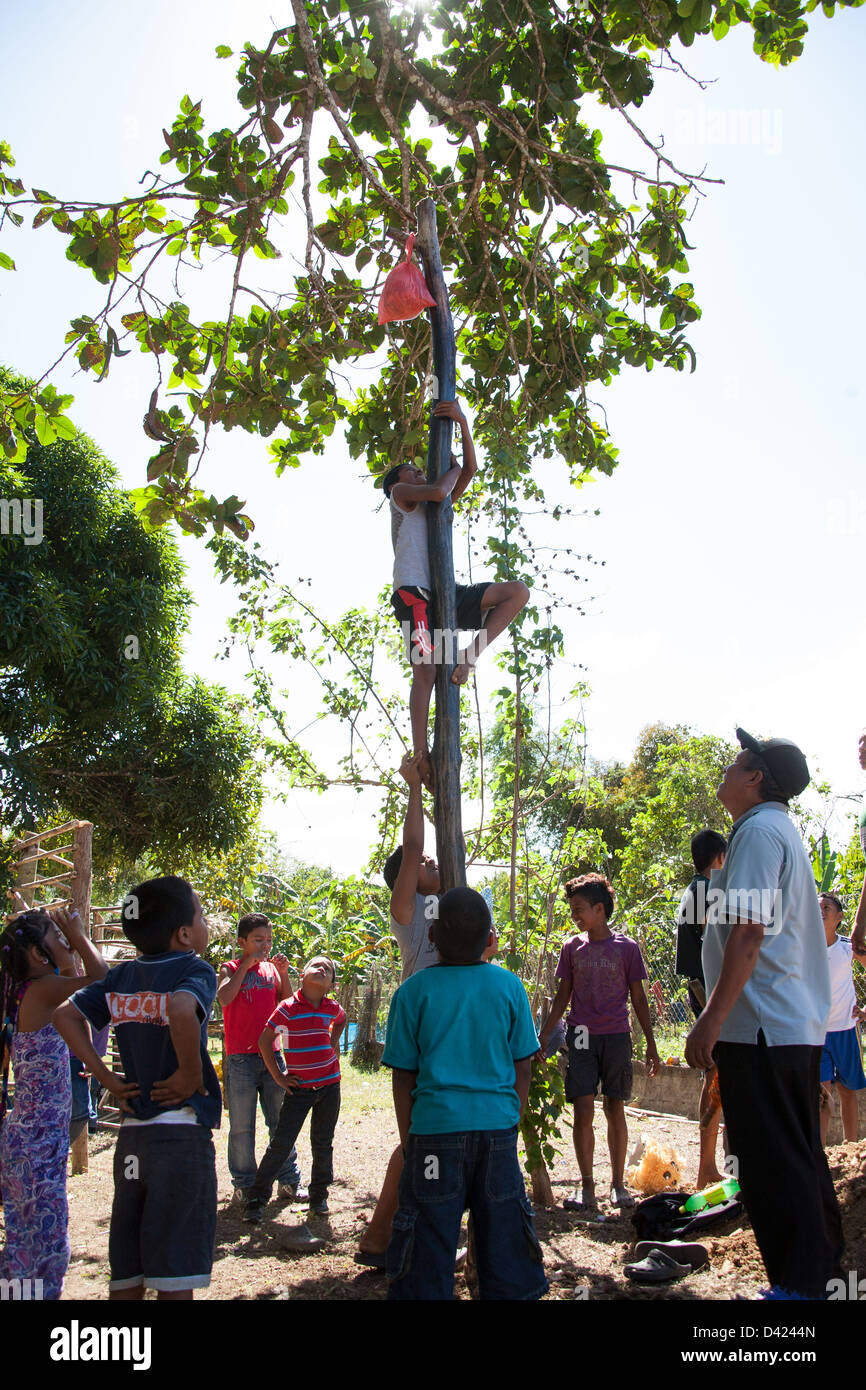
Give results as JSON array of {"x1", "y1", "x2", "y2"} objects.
[{"x1": 391, "y1": 497, "x2": 431, "y2": 591}]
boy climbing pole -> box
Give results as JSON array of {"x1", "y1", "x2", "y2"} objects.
[{"x1": 381, "y1": 398, "x2": 529, "y2": 791}]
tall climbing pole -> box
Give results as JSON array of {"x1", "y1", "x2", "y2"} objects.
[{"x1": 414, "y1": 197, "x2": 466, "y2": 892}]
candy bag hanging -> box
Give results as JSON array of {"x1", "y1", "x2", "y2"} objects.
[{"x1": 377, "y1": 233, "x2": 436, "y2": 325}]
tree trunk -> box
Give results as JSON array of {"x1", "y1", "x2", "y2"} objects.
[
  {"x1": 414, "y1": 196, "x2": 465, "y2": 893},
  {"x1": 530, "y1": 1164, "x2": 555, "y2": 1207},
  {"x1": 351, "y1": 970, "x2": 383, "y2": 1070}
]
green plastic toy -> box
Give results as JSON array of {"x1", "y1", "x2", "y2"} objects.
[{"x1": 679, "y1": 1178, "x2": 740, "y2": 1214}]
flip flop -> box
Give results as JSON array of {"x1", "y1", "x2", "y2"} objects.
[
  {"x1": 632, "y1": 1240, "x2": 709, "y2": 1271},
  {"x1": 353, "y1": 1250, "x2": 387, "y2": 1270},
  {"x1": 624, "y1": 1249, "x2": 692, "y2": 1283}
]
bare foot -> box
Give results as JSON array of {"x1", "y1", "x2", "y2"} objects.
[
  {"x1": 417, "y1": 751, "x2": 434, "y2": 791},
  {"x1": 563, "y1": 1182, "x2": 597, "y2": 1211},
  {"x1": 696, "y1": 1170, "x2": 724, "y2": 1188},
  {"x1": 610, "y1": 1185, "x2": 635, "y2": 1209}
]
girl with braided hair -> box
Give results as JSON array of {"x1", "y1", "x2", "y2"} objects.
[{"x1": 0, "y1": 904, "x2": 108, "y2": 1299}]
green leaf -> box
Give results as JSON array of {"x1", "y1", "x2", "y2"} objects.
[
  {"x1": 215, "y1": 44, "x2": 233, "y2": 58},
  {"x1": 0, "y1": 252, "x2": 16, "y2": 271}
]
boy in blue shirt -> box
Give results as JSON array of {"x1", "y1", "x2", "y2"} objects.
[
  {"x1": 382, "y1": 887, "x2": 548, "y2": 1300},
  {"x1": 54, "y1": 875, "x2": 221, "y2": 1300}
]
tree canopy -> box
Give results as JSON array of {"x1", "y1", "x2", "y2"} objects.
[
  {"x1": 1, "y1": 0, "x2": 859, "y2": 539},
  {"x1": 0, "y1": 372, "x2": 263, "y2": 867}
]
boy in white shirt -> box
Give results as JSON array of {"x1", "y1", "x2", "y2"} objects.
[{"x1": 819, "y1": 891, "x2": 866, "y2": 1145}]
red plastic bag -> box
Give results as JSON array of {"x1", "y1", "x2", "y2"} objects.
[{"x1": 377, "y1": 233, "x2": 436, "y2": 325}]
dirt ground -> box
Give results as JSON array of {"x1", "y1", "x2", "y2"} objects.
[{"x1": 50, "y1": 1061, "x2": 866, "y2": 1302}]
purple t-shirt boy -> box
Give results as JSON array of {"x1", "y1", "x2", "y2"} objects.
[{"x1": 555, "y1": 932, "x2": 648, "y2": 1034}]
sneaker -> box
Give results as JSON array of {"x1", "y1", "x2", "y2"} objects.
[
  {"x1": 308, "y1": 1198, "x2": 329, "y2": 1216},
  {"x1": 242, "y1": 1200, "x2": 263, "y2": 1225},
  {"x1": 280, "y1": 1223, "x2": 325, "y2": 1252},
  {"x1": 278, "y1": 1184, "x2": 309, "y2": 1203}
]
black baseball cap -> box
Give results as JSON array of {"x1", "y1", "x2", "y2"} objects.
[{"x1": 735, "y1": 728, "x2": 810, "y2": 801}]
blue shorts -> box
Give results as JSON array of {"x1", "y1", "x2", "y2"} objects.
[
  {"x1": 109, "y1": 1124, "x2": 217, "y2": 1292},
  {"x1": 820, "y1": 1027, "x2": 866, "y2": 1090}
]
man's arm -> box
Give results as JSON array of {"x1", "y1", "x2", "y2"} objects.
[
  {"x1": 538, "y1": 976, "x2": 571, "y2": 1052},
  {"x1": 150, "y1": 992, "x2": 207, "y2": 1105},
  {"x1": 392, "y1": 1068, "x2": 417, "y2": 1148},
  {"x1": 216, "y1": 957, "x2": 255, "y2": 1008},
  {"x1": 514, "y1": 1058, "x2": 532, "y2": 1115},
  {"x1": 629, "y1": 980, "x2": 661, "y2": 1076},
  {"x1": 685, "y1": 920, "x2": 764, "y2": 1070},
  {"x1": 434, "y1": 401, "x2": 477, "y2": 504},
  {"x1": 391, "y1": 753, "x2": 425, "y2": 927}
]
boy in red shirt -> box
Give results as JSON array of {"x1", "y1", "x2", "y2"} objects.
[
  {"x1": 218, "y1": 914, "x2": 304, "y2": 1204},
  {"x1": 243, "y1": 955, "x2": 345, "y2": 1224}
]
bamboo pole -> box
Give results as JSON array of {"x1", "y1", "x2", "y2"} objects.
[{"x1": 414, "y1": 196, "x2": 465, "y2": 893}]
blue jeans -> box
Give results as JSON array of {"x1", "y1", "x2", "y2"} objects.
[
  {"x1": 70, "y1": 1056, "x2": 97, "y2": 1145},
  {"x1": 248, "y1": 1082, "x2": 340, "y2": 1206},
  {"x1": 223, "y1": 1054, "x2": 300, "y2": 1191},
  {"x1": 387, "y1": 1128, "x2": 549, "y2": 1301}
]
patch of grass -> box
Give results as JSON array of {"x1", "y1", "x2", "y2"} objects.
[{"x1": 339, "y1": 1058, "x2": 393, "y2": 1120}]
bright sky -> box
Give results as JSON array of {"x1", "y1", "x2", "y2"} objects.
[{"x1": 2, "y1": 2, "x2": 864, "y2": 875}]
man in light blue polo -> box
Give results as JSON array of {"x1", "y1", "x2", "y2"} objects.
[{"x1": 685, "y1": 728, "x2": 843, "y2": 1299}]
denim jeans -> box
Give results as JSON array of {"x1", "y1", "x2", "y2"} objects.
[
  {"x1": 223, "y1": 1053, "x2": 300, "y2": 1190},
  {"x1": 387, "y1": 1128, "x2": 549, "y2": 1301},
  {"x1": 69, "y1": 1056, "x2": 97, "y2": 1145},
  {"x1": 248, "y1": 1082, "x2": 340, "y2": 1206}
]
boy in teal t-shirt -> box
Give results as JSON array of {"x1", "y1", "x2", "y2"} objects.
[{"x1": 382, "y1": 887, "x2": 548, "y2": 1301}]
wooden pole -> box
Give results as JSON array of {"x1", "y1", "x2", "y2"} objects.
[
  {"x1": 70, "y1": 822, "x2": 93, "y2": 931},
  {"x1": 414, "y1": 197, "x2": 466, "y2": 892},
  {"x1": 70, "y1": 822, "x2": 93, "y2": 1176}
]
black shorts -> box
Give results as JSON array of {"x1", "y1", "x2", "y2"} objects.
[
  {"x1": 391, "y1": 583, "x2": 490, "y2": 661},
  {"x1": 109, "y1": 1124, "x2": 217, "y2": 1292},
  {"x1": 565, "y1": 1028, "x2": 633, "y2": 1102}
]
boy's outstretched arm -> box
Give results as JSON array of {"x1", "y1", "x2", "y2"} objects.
[
  {"x1": 151, "y1": 992, "x2": 207, "y2": 1105},
  {"x1": 435, "y1": 401, "x2": 477, "y2": 504},
  {"x1": 391, "y1": 752, "x2": 426, "y2": 928},
  {"x1": 629, "y1": 980, "x2": 661, "y2": 1077},
  {"x1": 392, "y1": 1068, "x2": 417, "y2": 1148}
]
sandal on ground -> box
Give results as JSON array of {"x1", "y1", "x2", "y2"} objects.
[
  {"x1": 353, "y1": 1250, "x2": 387, "y2": 1270},
  {"x1": 632, "y1": 1239, "x2": 709, "y2": 1271},
  {"x1": 624, "y1": 1249, "x2": 692, "y2": 1283}
]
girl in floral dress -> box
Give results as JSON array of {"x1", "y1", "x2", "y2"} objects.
[{"x1": 0, "y1": 906, "x2": 107, "y2": 1299}]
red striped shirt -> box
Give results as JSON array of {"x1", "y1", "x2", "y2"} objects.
[{"x1": 266, "y1": 992, "x2": 345, "y2": 1088}]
